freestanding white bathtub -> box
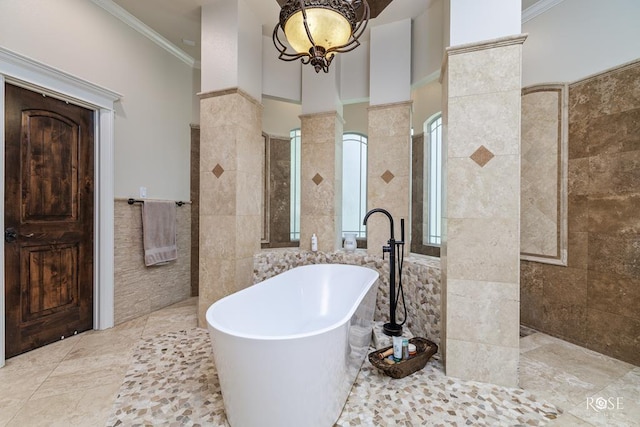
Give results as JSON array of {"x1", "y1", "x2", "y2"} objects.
[{"x1": 206, "y1": 263, "x2": 379, "y2": 427}]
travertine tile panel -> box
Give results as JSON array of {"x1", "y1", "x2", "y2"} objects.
[
  {"x1": 520, "y1": 261, "x2": 544, "y2": 329},
  {"x1": 566, "y1": 231, "x2": 588, "y2": 270},
  {"x1": 578, "y1": 108, "x2": 640, "y2": 157},
  {"x1": 569, "y1": 60, "x2": 640, "y2": 122},
  {"x1": 446, "y1": 218, "x2": 519, "y2": 283},
  {"x1": 448, "y1": 155, "x2": 519, "y2": 219},
  {"x1": 267, "y1": 138, "x2": 293, "y2": 245},
  {"x1": 587, "y1": 193, "x2": 640, "y2": 233},
  {"x1": 448, "y1": 90, "x2": 521, "y2": 158},
  {"x1": 367, "y1": 103, "x2": 411, "y2": 256},
  {"x1": 588, "y1": 150, "x2": 640, "y2": 195},
  {"x1": 445, "y1": 339, "x2": 519, "y2": 387},
  {"x1": 447, "y1": 279, "x2": 519, "y2": 348},
  {"x1": 299, "y1": 112, "x2": 341, "y2": 252},
  {"x1": 199, "y1": 215, "x2": 236, "y2": 259},
  {"x1": 568, "y1": 194, "x2": 588, "y2": 233},
  {"x1": 448, "y1": 43, "x2": 522, "y2": 98},
  {"x1": 521, "y1": 88, "x2": 562, "y2": 259},
  {"x1": 367, "y1": 139, "x2": 411, "y2": 178},
  {"x1": 235, "y1": 170, "x2": 262, "y2": 216},
  {"x1": 300, "y1": 112, "x2": 341, "y2": 142},
  {"x1": 587, "y1": 270, "x2": 640, "y2": 321},
  {"x1": 567, "y1": 119, "x2": 590, "y2": 160},
  {"x1": 300, "y1": 214, "x2": 338, "y2": 252},
  {"x1": 568, "y1": 158, "x2": 589, "y2": 195},
  {"x1": 199, "y1": 170, "x2": 236, "y2": 216},
  {"x1": 235, "y1": 257, "x2": 254, "y2": 291},
  {"x1": 200, "y1": 90, "x2": 262, "y2": 129},
  {"x1": 198, "y1": 257, "x2": 236, "y2": 310},
  {"x1": 236, "y1": 132, "x2": 264, "y2": 173},
  {"x1": 367, "y1": 103, "x2": 411, "y2": 137},
  {"x1": 521, "y1": 90, "x2": 561, "y2": 156},
  {"x1": 588, "y1": 232, "x2": 640, "y2": 278},
  {"x1": 541, "y1": 266, "x2": 587, "y2": 343},
  {"x1": 235, "y1": 215, "x2": 261, "y2": 259},
  {"x1": 199, "y1": 126, "x2": 238, "y2": 172}
]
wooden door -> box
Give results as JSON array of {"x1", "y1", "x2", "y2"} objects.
[{"x1": 4, "y1": 83, "x2": 94, "y2": 358}]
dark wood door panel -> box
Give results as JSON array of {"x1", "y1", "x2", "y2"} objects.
[
  {"x1": 22, "y1": 110, "x2": 79, "y2": 221},
  {"x1": 21, "y1": 243, "x2": 79, "y2": 322},
  {"x1": 4, "y1": 83, "x2": 94, "y2": 358}
]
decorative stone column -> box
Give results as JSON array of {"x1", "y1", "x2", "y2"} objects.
[
  {"x1": 198, "y1": 89, "x2": 263, "y2": 326},
  {"x1": 441, "y1": 35, "x2": 526, "y2": 387},
  {"x1": 366, "y1": 102, "x2": 412, "y2": 254},
  {"x1": 299, "y1": 112, "x2": 343, "y2": 252},
  {"x1": 198, "y1": 0, "x2": 262, "y2": 326}
]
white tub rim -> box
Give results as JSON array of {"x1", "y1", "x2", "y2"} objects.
[{"x1": 206, "y1": 263, "x2": 379, "y2": 341}]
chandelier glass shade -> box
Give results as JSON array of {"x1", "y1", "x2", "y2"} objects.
[{"x1": 273, "y1": 0, "x2": 370, "y2": 73}]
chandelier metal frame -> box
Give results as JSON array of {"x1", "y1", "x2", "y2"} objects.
[{"x1": 272, "y1": 0, "x2": 370, "y2": 73}]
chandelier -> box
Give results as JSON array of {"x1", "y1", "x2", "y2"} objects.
[{"x1": 273, "y1": 0, "x2": 370, "y2": 73}]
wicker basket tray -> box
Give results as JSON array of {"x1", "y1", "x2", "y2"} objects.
[{"x1": 368, "y1": 337, "x2": 438, "y2": 379}]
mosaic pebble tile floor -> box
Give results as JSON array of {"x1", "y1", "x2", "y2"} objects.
[{"x1": 106, "y1": 328, "x2": 560, "y2": 426}]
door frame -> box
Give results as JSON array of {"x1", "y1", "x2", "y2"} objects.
[{"x1": 0, "y1": 47, "x2": 121, "y2": 367}]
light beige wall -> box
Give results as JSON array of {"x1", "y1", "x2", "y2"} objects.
[
  {"x1": 412, "y1": 80, "x2": 443, "y2": 132},
  {"x1": 343, "y1": 102, "x2": 368, "y2": 135},
  {"x1": 262, "y1": 97, "x2": 302, "y2": 138},
  {"x1": 0, "y1": 0, "x2": 194, "y2": 201}
]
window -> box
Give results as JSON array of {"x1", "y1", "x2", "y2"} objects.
[
  {"x1": 342, "y1": 133, "x2": 367, "y2": 238},
  {"x1": 290, "y1": 128, "x2": 301, "y2": 241},
  {"x1": 424, "y1": 114, "x2": 442, "y2": 246},
  {"x1": 288, "y1": 130, "x2": 368, "y2": 242}
]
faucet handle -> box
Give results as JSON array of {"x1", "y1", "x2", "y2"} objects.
[{"x1": 382, "y1": 245, "x2": 391, "y2": 260}]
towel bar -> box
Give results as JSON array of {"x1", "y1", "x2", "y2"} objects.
[{"x1": 127, "y1": 198, "x2": 186, "y2": 207}]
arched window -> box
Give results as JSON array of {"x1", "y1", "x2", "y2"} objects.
[
  {"x1": 290, "y1": 128, "x2": 301, "y2": 241},
  {"x1": 424, "y1": 114, "x2": 442, "y2": 246},
  {"x1": 289, "y1": 130, "x2": 367, "y2": 242},
  {"x1": 342, "y1": 133, "x2": 367, "y2": 238}
]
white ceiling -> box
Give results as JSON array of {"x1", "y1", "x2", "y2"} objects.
[
  {"x1": 111, "y1": 0, "x2": 434, "y2": 61},
  {"x1": 110, "y1": 0, "x2": 545, "y2": 62}
]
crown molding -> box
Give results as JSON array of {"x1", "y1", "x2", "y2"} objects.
[
  {"x1": 0, "y1": 46, "x2": 122, "y2": 108},
  {"x1": 90, "y1": 0, "x2": 196, "y2": 68},
  {"x1": 522, "y1": 0, "x2": 565, "y2": 24}
]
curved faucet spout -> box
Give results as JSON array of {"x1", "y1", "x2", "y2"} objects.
[{"x1": 363, "y1": 208, "x2": 394, "y2": 240}]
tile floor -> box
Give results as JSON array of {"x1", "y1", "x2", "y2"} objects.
[{"x1": 0, "y1": 297, "x2": 637, "y2": 426}]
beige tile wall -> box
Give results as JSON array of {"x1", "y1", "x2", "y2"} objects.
[
  {"x1": 299, "y1": 112, "x2": 343, "y2": 252},
  {"x1": 442, "y1": 35, "x2": 526, "y2": 387},
  {"x1": 520, "y1": 85, "x2": 568, "y2": 264},
  {"x1": 198, "y1": 89, "x2": 263, "y2": 327},
  {"x1": 113, "y1": 200, "x2": 191, "y2": 324},
  {"x1": 366, "y1": 102, "x2": 412, "y2": 254},
  {"x1": 521, "y1": 59, "x2": 640, "y2": 366}
]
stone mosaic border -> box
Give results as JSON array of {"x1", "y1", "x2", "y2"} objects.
[{"x1": 107, "y1": 328, "x2": 561, "y2": 426}]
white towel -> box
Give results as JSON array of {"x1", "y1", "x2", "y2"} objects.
[{"x1": 142, "y1": 200, "x2": 177, "y2": 266}]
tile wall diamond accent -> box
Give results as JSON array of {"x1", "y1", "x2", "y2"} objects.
[
  {"x1": 212, "y1": 164, "x2": 224, "y2": 178},
  {"x1": 470, "y1": 145, "x2": 495, "y2": 167},
  {"x1": 312, "y1": 173, "x2": 324, "y2": 186},
  {"x1": 381, "y1": 169, "x2": 395, "y2": 183}
]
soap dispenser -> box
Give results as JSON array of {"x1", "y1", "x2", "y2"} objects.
[{"x1": 311, "y1": 233, "x2": 318, "y2": 252}]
